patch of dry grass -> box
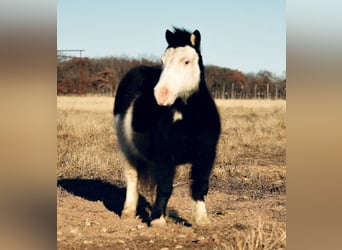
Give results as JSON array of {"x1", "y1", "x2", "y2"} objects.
[
  {"x1": 226, "y1": 218, "x2": 286, "y2": 250},
  {"x1": 212, "y1": 100, "x2": 286, "y2": 196},
  {"x1": 57, "y1": 96, "x2": 123, "y2": 182}
]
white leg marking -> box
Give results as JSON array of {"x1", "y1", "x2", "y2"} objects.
[
  {"x1": 172, "y1": 110, "x2": 183, "y2": 122},
  {"x1": 122, "y1": 161, "x2": 138, "y2": 219},
  {"x1": 150, "y1": 215, "x2": 167, "y2": 227},
  {"x1": 193, "y1": 200, "x2": 211, "y2": 226}
]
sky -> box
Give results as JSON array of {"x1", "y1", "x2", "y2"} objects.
[{"x1": 57, "y1": 0, "x2": 286, "y2": 76}]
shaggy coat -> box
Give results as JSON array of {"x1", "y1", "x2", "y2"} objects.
[{"x1": 114, "y1": 28, "x2": 220, "y2": 226}]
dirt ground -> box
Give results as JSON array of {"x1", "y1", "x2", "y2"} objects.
[
  {"x1": 57, "y1": 97, "x2": 286, "y2": 249},
  {"x1": 57, "y1": 168, "x2": 285, "y2": 250}
]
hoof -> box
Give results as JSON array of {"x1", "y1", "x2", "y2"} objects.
[
  {"x1": 121, "y1": 208, "x2": 136, "y2": 219},
  {"x1": 150, "y1": 216, "x2": 167, "y2": 227},
  {"x1": 195, "y1": 216, "x2": 211, "y2": 226}
]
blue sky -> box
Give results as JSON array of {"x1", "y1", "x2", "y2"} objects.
[{"x1": 57, "y1": 1, "x2": 285, "y2": 76}]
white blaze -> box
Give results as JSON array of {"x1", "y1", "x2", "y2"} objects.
[{"x1": 154, "y1": 46, "x2": 200, "y2": 106}]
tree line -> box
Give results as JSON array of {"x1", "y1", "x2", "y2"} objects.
[{"x1": 57, "y1": 56, "x2": 286, "y2": 99}]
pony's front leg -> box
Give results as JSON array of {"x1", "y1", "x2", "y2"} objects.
[
  {"x1": 121, "y1": 161, "x2": 138, "y2": 219},
  {"x1": 190, "y1": 159, "x2": 214, "y2": 226}
]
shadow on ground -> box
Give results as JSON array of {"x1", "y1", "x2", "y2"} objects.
[{"x1": 57, "y1": 178, "x2": 191, "y2": 226}]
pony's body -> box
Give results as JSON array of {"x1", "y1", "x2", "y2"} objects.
[{"x1": 114, "y1": 28, "x2": 220, "y2": 226}]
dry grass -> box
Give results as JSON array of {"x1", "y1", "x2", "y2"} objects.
[
  {"x1": 225, "y1": 218, "x2": 286, "y2": 250},
  {"x1": 213, "y1": 99, "x2": 286, "y2": 195},
  {"x1": 57, "y1": 96, "x2": 286, "y2": 249}
]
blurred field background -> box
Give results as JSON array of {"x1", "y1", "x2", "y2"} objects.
[{"x1": 57, "y1": 96, "x2": 285, "y2": 187}]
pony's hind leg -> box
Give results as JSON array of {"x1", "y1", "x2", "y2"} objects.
[
  {"x1": 150, "y1": 166, "x2": 175, "y2": 227},
  {"x1": 122, "y1": 161, "x2": 138, "y2": 219}
]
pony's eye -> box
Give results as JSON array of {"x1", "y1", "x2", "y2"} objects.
[{"x1": 184, "y1": 60, "x2": 190, "y2": 65}]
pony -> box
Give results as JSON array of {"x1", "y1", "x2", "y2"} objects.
[{"x1": 113, "y1": 27, "x2": 221, "y2": 226}]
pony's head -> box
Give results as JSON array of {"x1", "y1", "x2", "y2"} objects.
[{"x1": 154, "y1": 28, "x2": 202, "y2": 106}]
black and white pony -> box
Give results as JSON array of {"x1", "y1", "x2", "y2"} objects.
[{"x1": 113, "y1": 28, "x2": 221, "y2": 226}]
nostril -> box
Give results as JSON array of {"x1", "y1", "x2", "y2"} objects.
[
  {"x1": 154, "y1": 86, "x2": 169, "y2": 105},
  {"x1": 160, "y1": 87, "x2": 169, "y2": 97}
]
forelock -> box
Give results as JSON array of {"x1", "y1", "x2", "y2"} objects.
[{"x1": 167, "y1": 28, "x2": 193, "y2": 48}]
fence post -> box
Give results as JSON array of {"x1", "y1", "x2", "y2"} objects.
[{"x1": 231, "y1": 82, "x2": 235, "y2": 99}]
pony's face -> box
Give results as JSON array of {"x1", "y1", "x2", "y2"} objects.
[{"x1": 154, "y1": 45, "x2": 200, "y2": 106}]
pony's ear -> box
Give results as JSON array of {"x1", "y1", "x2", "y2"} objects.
[
  {"x1": 165, "y1": 29, "x2": 174, "y2": 45},
  {"x1": 190, "y1": 30, "x2": 201, "y2": 48}
]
